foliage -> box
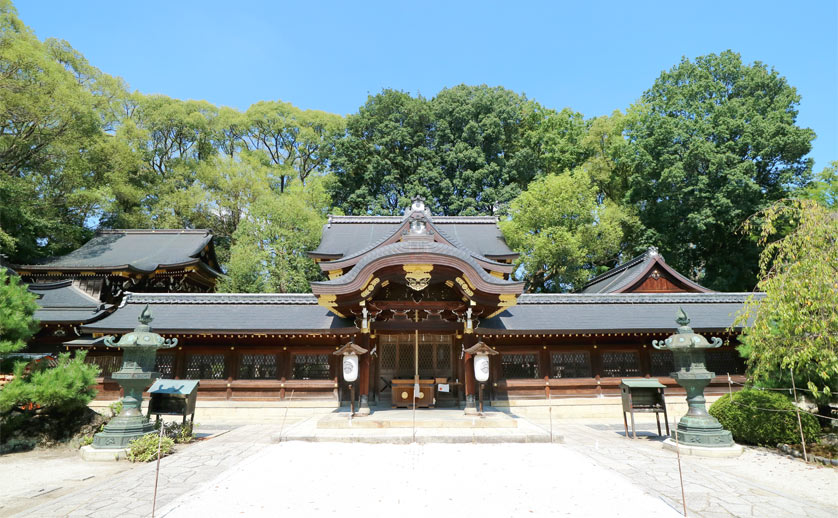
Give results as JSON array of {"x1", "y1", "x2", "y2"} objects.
[
  {"x1": 625, "y1": 50, "x2": 815, "y2": 291},
  {"x1": 709, "y1": 390, "x2": 820, "y2": 446},
  {"x1": 331, "y1": 85, "x2": 588, "y2": 216},
  {"x1": 0, "y1": 351, "x2": 99, "y2": 413},
  {"x1": 733, "y1": 199, "x2": 838, "y2": 399},
  {"x1": 0, "y1": 0, "x2": 127, "y2": 261},
  {"x1": 127, "y1": 432, "x2": 174, "y2": 462},
  {"x1": 0, "y1": 268, "x2": 39, "y2": 353},
  {"x1": 219, "y1": 178, "x2": 329, "y2": 293},
  {"x1": 108, "y1": 399, "x2": 123, "y2": 417},
  {"x1": 500, "y1": 168, "x2": 630, "y2": 292},
  {"x1": 155, "y1": 420, "x2": 194, "y2": 444},
  {"x1": 801, "y1": 161, "x2": 837, "y2": 209}
]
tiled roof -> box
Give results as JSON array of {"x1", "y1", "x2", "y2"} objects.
[
  {"x1": 28, "y1": 281, "x2": 110, "y2": 324},
  {"x1": 15, "y1": 229, "x2": 221, "y2": 276}
]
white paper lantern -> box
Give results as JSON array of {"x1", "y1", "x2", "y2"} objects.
[
  {"x1": 474, "y1": 353, "x2": 490, "y2": 382},
  {"x1": 342, "y1": 353, "x2": 359, "y2": 382}
]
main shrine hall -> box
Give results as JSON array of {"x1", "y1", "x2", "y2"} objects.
[{"x1": 14, "y1": 197, "x2": 752, "y2": 413}]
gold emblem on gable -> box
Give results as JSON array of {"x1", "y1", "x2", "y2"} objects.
[{"x1": 403, "y1": 264, "x2": 433, "y2": 291}]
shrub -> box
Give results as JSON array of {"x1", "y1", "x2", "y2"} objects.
[
  {"x1": 127, "y1": 433, "x2": 174, "y2": 462},
  {"x1": 0, "y1": 351, "x2": 99, "y2": 413},
  {"x1": 153, "y1": 420, "x2": 195, "y2": 444},
  {"x1": 709, "y1": 389, "x2": 820, "y2": 446}
]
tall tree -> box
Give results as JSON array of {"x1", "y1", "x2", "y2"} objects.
[
  {"x1": 331, "y1": 89, "x2": 437, "y2": 215},
  {"x1": 245, "y1": 101, "x2": 344, "y2": 193},
  {"x1": 219, "y1": 178, "x2": 330, "y2": 293},
  {"x1": 625, "y1": 51, "x2": 815, "y2": 291},
  {"x1": 500, "y1": 168, "x2": 629, "y2": 292},
  {"x1": 0, "y1": 0, "x2": 127, "y2": 261}
]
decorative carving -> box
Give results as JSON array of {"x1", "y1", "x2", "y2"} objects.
[
  {"x1": 327, "y1": 269, "x2": 343, "y2": 280},
  {"x1": 360, "y1": 277, "x2": 380, "y2": 298},
  {"x1": 454, "y1": 277, "x2": 474, "y2": 297},
  {"x1": 403, "y1": 264, "x2": 433, "y2": 291}
]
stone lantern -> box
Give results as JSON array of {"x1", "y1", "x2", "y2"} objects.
[
  {"x1": 91, "y1": 305, "x2": 177, "y2": 450},
  {"x1": 653, "y1": 308, "x2": 740, "y2": 455}
]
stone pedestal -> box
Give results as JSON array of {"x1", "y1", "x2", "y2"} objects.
[
  {"x1": 357, "y1": 394, "x2": 371, "y2": 416},
  {"x1": 92, "y1": 376, "x2": 155, "y2": 449},
  {"x1": 662, "y1": 439, "x2": 743, "y2": 457},
  {"x1": 464, "y1": 394, "x2": 478, "y2": 415}
]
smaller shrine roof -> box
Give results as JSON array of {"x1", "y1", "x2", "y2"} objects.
[
  {"x1": 14, "y1": 229, "x2": 222, "y2": 277},
  {"x1": 581, "y1": 247, "x2": 711, "y2": 294},
  {"x1": 28, "y1": 281, "x2": 111, "y2": 324},
  {"x1": 480, "y1": 292, "x2": 763, "y2": 333},
  {"x1": 82, "y1": 293, "x2": 354, "y2": 334}
]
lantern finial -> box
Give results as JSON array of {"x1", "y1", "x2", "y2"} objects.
[
  {"x1": 138, "y1": 304, "x2": 153, "y2": 325},
  {"x1": 676, "y1": 307, "x2": 690, "y2": 327}
]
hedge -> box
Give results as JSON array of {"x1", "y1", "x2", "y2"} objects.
[{"x1": 709, "y1": 389, "x2": 820, "y2": 446}]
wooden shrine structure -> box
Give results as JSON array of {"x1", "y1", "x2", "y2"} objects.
[{"x1": 18, "y1": 197, "x2": 753, "y2": 409}]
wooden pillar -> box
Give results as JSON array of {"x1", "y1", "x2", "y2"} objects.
[
  {"x1": 463, "y1": 333, "x2": 477, "y2": 415},
  {"x1": 358, "y1": 333, "x2": 371, "y2": 416}
]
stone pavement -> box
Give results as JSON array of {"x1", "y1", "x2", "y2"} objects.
[
  {"x1": 9, "y1": 425, "x2": 277, "y2": 518},
  {"x1": 8, "y1": 417, "x2": 838, "y2": 518},
  {"x1": 551, "y1": 420, "x2": 838, "y2": 518}
]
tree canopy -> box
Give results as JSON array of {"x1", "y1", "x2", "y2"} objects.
[
  {"x1": 625, "y1": 51, "x2": 815, "y2": 292},
  {"x1": 0, "y1": 1, "x2": 829, "y2": 294}
]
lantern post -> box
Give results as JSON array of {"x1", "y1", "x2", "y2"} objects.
[
  {"x1": 334, "y1": 341, "x2": 368, "y2": 416},
  {"x1": 464, "y1": 342, "x2": 498, "y2": 415},
  {"x1": 88, "y1": 305, "x2": 177, "y2": 454},
  {"x1": 653, "y1": 309, "x2": 742, "y2": 456}
]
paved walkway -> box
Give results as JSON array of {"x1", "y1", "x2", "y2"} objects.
[{"x1": 8, "y1": 419, "x2": 838, "y2": 518}]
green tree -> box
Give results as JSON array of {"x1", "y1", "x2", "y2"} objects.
[
  {"x1": 244, "y1": 101, "x2": 344, "y2": 193},
  {"x1": 802, "y1": 160, "x2": 837, "y2": 209},
  {"x1": 0, "y1": 268, "x2": 39, "y2": 354},
  {"x1": 0, "y1": 0, "x2": 128, "y2": 261},
  {"x1": 734, "y1": 200, "x2": 838, "y2": 410},
  {"x1": 331, "y1": 89, "x2": 437, "y2": 215},
  {"x1": 220, "y1": 179, "x2": 330, "y2": 293},
  {"x1": 625, "y1": 51, "x2": 815, "y2": 291},
  {"x1": 500, "y1": 168, "x2": 629, "y2": 292}
]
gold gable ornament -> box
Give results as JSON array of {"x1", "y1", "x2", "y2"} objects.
[{"x1": 403, "y1": 264, "x2": 433, "y2": 291}]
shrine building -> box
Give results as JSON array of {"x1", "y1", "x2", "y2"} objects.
[{"x1": 14, "y1": 197, "x2": 754, "y2": 413}]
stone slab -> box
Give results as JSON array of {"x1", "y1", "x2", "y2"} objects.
[
  {"x1": 317, "y1": 409, "x2": 517, "y2": 429},
  {"x1": 79, "y1": 445, "x2": 129, "y2": 462},
  {"x1": 661, "y1": 438, "x2": 744, "y2": 458}
]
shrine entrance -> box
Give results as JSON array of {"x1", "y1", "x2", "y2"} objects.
[{"x1": 377, "y1": 333, "x2": 459, "y2": 407}]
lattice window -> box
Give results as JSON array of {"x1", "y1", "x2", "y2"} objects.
[
  {"x1": 293, "y1": 354, "x2": 330, "y2": 380},
  {"x1": 85, "y1": 354, "x2": 122, "y2": 377},
  {"x1": 155, "y1": 353, "x2": 176, "y2": 378},
  {"x1": 185, "y1": 354, "x2": 226, "y2": 379},
  {"x1": 706, "y1": 349, "x2": 745, "y2": 375},
  {"x1": 418, "y1": 344, "x2": 434, "y2": 374},
  {"x1": 397, "y1": 343, "x2": 413, "y2": 373},
  {"x1": 380, "y1": 343, "x2": 396, "y2": 370},
  {"x1": 436, "y1": 344, "x2": 450, "y2": 371},
  {"x1": 501, "y1": 353, "x2": 539, "y2": 379},
  {"x1": 650, "y1": 350, "x2": 674, "y2": 377},
  {"x1": 238, "y1": 354, "x2": 278, "y2": 380},
  {"x1": 551, "y1": 352, "x2": 592, "y2": 378},
  {"x1": 601, "y1": 351, "x2": 640, "y2": 377}
]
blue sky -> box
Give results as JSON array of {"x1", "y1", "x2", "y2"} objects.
[{"x1": 17, "y1": 0, "x2": 838, "y2": 170}]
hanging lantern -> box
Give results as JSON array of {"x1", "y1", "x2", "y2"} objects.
[{"x1": 343, "y1": 353, "x2": 359, "y2": 382}]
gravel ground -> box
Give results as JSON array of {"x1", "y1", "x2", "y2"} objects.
[{"x1": 159, "y1": 442, "x2": 683, "y2": 518}]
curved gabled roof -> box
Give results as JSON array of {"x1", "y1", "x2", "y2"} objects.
[
  {"x1": 311, "y1": 240, "x2": 523, "y2": 294},
  {"x1": 15, "y1": 229, "x2": 222, "y2": 277}
]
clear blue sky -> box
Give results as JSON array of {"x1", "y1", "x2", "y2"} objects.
[{"x1": 16, "y1": 0, "x2": 838, "y2": 170}]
